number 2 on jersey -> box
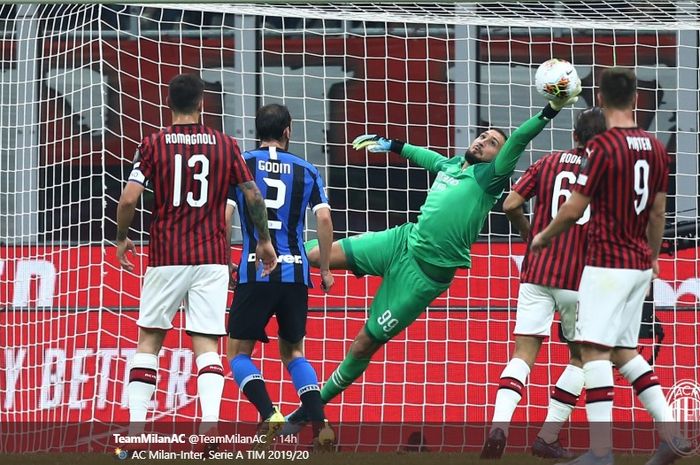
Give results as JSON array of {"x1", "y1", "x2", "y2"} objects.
[
  {"x1": 172, "y1": 154, "x2": 209, "y2": 207},
  {"x1": 552, "y1": 171, "x2": 590, "y2": 225},
  {"x1": 263, "y1": 177, "x2": 286, "y2": 230}
]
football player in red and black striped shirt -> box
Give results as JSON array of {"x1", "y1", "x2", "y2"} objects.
[
  {"x1": 115, "y1": 74, "x2": 277, "y2": 434},
  {"x1": 532, "y1": 68, "x2": 688, "y2": 465},
  {"x1": 481, "y1": 108, "x2": 606, "y2": 460}
]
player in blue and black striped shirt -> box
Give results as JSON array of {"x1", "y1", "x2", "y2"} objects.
[{"x1": 225, "y1": 104, "x2": 335, "y2": 450}]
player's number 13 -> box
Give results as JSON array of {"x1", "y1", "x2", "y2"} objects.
[{"x1": 172, "y1": 153, "x2": 209, "y2": 208}]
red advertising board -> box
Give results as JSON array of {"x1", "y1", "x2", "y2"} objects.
[{"x1": 0, "y1": 245, "x2": 697, "y2": 429}]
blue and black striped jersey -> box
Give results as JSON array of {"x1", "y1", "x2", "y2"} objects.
[{"x1": 228, "y1": 146, "x2": 330, "y2": 286}]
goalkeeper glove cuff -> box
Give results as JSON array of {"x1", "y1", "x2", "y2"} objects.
[
  {"x1": 540, "y1": 103, "x2": 560, "y2": 121},
  {"x1": 389, "y1": 139, "x2": 405, "y2": 154}
]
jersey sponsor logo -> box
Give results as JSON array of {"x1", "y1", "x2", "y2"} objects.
[
  {"x1": 257, "y1": 160, "x2": 291, "y2": 174},
  {"x1": 626, "y1": 136, "x2": 652, "y2": 151},
  {"x1": 435, "y1": 172, "x2": 458, "y2": 186},
  {"x1": 246, "y1": 253, "x2": 303, "y2": 264},
  {"x1": 432, "y1": 171, "x2": 459, "y2": 191},
  {"x1": 558, "y1": 152, "x2": 582, "y2": 165},
  {"x1": 164, "y1": 133, "x2": 216, "y2": 145}
]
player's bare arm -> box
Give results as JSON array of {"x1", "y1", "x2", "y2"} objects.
[
  {"x1": 115, "y1": 181, "x2": 145, "y2": 271},
  {"x1": 531, "y1": 191, "x2": 590, "y2": 253},
  {"x1": 315, "y1": 207, "x2": 335, "y2": 292},
  {"x1": 239, "y1": 180, "x2": 278, "y2": 276},
  {"x1": 502, "y1": 191, "x2": 530, "y2": 242},
  {"x1": 647, "y1": 191, "x2": 667, "y2": 278}
]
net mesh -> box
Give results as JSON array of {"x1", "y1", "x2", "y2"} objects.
[{"x1": 0, "y1": 1, "x2": 698, "y2": 453}]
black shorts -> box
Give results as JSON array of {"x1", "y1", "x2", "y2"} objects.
[{"x1": 228, "y1": 282, "x2": 308, "y2": 344}]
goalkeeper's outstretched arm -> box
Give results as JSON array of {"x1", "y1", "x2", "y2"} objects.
[
  {"x1": 493, "y1": 103, "x2": 560, "y2": 178},
  {"x1": 394, "y1": 141, "x2": 448, "y2": 173},
  {"x1": 493, "y1": 86, "x2": 581, "y2": 177},
  {"x1": 351, "y1": 134, "x2": 447, "y2": 174}
]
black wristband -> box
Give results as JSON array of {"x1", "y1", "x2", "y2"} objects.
[
  {"x1": 540, "y1": 103, "x2": 559, "y2": 120},
  {"x1": 389, "y1": 139, "x2": 405, "y2": 154}
]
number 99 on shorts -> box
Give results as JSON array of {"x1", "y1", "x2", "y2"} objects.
[{"x1": 377, "y1": 310, "x2": 399, "y2": 335}]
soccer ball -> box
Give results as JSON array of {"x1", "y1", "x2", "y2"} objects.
[{"x1": 535, "y1": 58, "x2": 580, "y2": 101}]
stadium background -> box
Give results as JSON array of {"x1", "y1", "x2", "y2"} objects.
[{"x1": 0, "y1": 2, "x2": 698, "y2": 453}]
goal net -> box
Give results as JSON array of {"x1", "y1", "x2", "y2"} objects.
[{"x1": 0, "y1": 1, "x2": 698, "y2": 454}]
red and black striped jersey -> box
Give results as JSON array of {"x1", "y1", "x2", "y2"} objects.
[
  {"x1": 128, "y1": 123, "x2": 252, "y2": 266},
  {"x1": 515, "y1": 148, "x2": 588, "y2": 291},
  {"x1": 573, "y1": 127, "x2": 669, "y2": 270}
]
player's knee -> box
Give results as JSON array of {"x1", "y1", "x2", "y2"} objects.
[
  {"x1": 567, "y1": 342, "x2": 583, "y2": 365},
  {"x1": 137, "y1": 328, "x2": 167, "y2": 354},
  {"x1": 227, "y1": 338, "x2": 255, "y2": 359},
  {"x1": 610, "y1": 347, "x2": 636, "y2": 368},
  {"x1": 513, "y1": 336, "x2": 541, "y2": 367},
  {"x1": 279, "y1": 340, "x2": 305, "y2": 366}
]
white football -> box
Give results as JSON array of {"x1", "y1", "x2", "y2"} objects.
[{"x1": 535, "y1": 58, "x2": 580, "y2": 101}]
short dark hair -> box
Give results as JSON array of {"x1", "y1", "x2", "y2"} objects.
[
  {"x1": 168, "y1": 74, "x2": 205, "y2": 114},
  {"x1": 600, "y1": 67, "x2": 636, "y2": 109},
  {"x1": 490, "y1": 127, "x2": 508, "y2": 145},
  {"x1": 256, "y1": 104, "x2": 292, "y2": 141},
  {"x1": 574, "y1": 107, "x2": 606, "y2": 146}
]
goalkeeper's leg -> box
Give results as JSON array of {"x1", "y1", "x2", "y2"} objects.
[
  {"x1": 304, "y1": 239, "x2": 349, "y2": 270},
  {"x1": 284, "y1": 326, "x2": 381, "y2": 430},
  {"x1": 305, "y1": 227, "x2": 399, "y2": 277},
  {"x1": 321, "y1": 252, "x2": 451, "y2": 403},
  {"x1": 287, "y1": 251, "x2": 451, "y2": 425}
]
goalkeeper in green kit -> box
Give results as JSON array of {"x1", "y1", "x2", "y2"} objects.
[{"x1": 283, "y1": 85, "x2": 581, "y2": 432}]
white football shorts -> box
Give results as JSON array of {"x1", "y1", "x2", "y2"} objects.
[
  {"x1": 513, "y1": 283, "x2": 578, "y2": 341},
  {"x1": 574, "y1": 265, "x2": 653, "y2": 348},
  {"x1": 137, "y1": 264, "x2": 228, "y2": 336}
]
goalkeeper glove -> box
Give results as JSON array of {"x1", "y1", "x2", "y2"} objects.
[
  {"x1": 352, "y1": 134, "x2": 393, "y2": 152},
  {"x1": 548, "y1": 81, "x2": 582, "y2": 111}
]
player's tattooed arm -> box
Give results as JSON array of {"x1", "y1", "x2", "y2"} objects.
[{"x1": 240, "y1": 181, "x2": 271, "y2": 241}]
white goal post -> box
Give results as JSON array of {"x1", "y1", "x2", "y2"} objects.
[{"x1": 0, "y1": 1, "x2": 698, "y2": 453}]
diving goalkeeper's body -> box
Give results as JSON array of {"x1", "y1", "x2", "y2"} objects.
[{"x1": 286, "y1": 88, "x2": 580, "y2": 428}]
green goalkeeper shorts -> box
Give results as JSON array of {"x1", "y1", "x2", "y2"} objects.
[{"x1": 339, "y1": 223, "x2": 454, "y2": 343}]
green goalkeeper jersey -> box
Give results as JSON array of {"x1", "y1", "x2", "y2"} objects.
[{"x1": 403, "y1": 110, "x2": 552, "y2": 269}]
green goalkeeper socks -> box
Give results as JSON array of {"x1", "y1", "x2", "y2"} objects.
[
  {"x1": 304, "y1": 239, "x2": 319, "y2": 255},
  {"x1": 320, "y1": 351, "x2": 371, "y2": 403}
]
